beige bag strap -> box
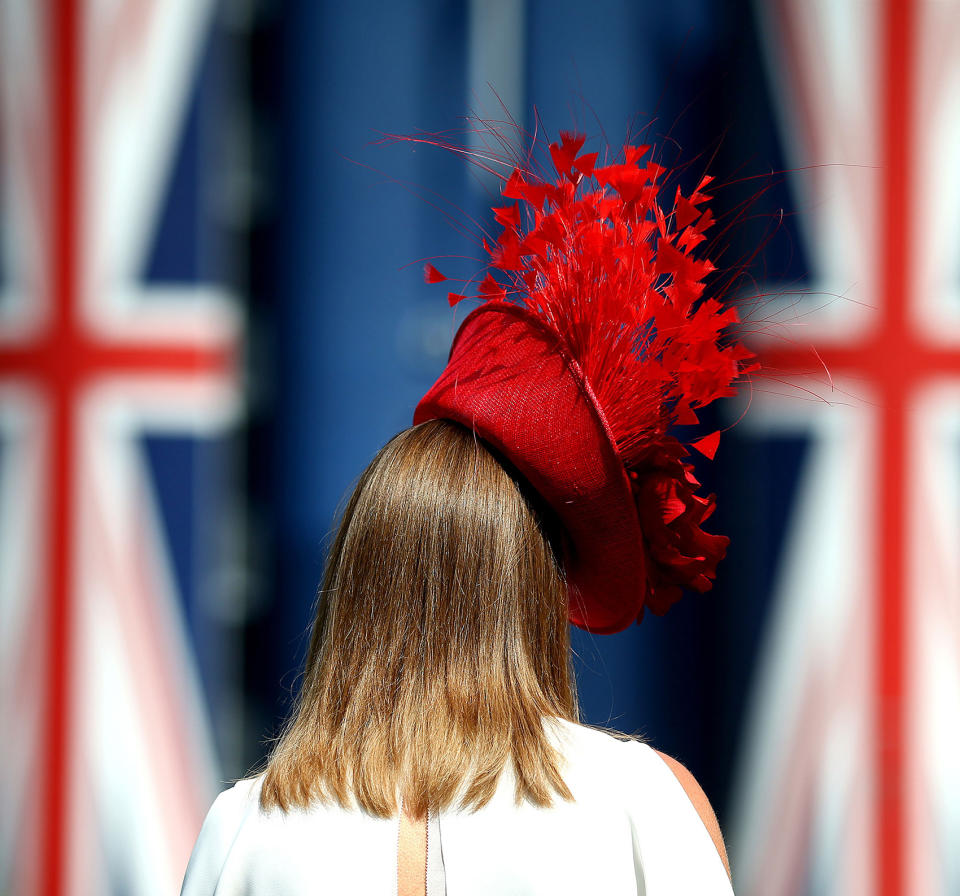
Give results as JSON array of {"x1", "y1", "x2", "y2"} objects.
[
  {"x1": 397, "y1": 807, "x2": 426, "y2": 896},
  {"x1": 398, "y1": 804, "x2": 446, "y2": 896}
]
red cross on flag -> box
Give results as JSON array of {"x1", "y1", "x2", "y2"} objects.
[
  {"x1": 0, "y1": 2, "x2": 242, "y2": 895},
  {"x1": 731, "y1": 2, "x2": 960, "y2": 895}
]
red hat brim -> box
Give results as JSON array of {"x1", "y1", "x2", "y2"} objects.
[{"x1": 413, "y1": 301, "x2": 646, "y2": 633}]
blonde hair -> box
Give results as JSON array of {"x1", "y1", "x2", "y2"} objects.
[{"x1": 260, "y1": 419, "x2": 578, "y2": 818}]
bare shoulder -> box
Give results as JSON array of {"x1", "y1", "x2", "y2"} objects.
[{"x1": 654, "y1": 750, "x2": 731, "y2": 881}]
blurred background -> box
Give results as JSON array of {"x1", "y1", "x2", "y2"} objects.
[{"x1": 2, "y1": 1, "x2": 959, "y2": 894}]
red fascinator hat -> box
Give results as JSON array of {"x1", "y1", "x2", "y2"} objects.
[{"x1": 413, "y1": 134, "x2": 756, "y2": 633}]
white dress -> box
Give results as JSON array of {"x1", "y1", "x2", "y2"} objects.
[{"x1": 180, "y1": 718, "x2": 734, "y2": 894}]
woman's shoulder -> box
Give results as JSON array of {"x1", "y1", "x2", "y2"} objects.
[
  {"x1": 652, "y1": 749, "x2": 730, "y2": 879},
  {"x1": 180, "y1": 777, "x2": 264, "y2": 895},
  {"x1": 181, "y1": 774, "x2": 402, "y2": 894},
  {"x1": 545, "y1": 717, "x2": 676, "y2": 803},
  {"x1": 547, "y1": 718, "x2": 731, "y2": 882},
  {"x1": 546, "y1": 717, "x2": 658, "y2": 769},
  {"x1": 203, "y1": 775, "x2": 264, "y2": 830}
]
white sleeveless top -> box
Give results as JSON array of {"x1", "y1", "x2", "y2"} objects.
[{"x1": 180, "y1": 718, "x2": 734, "y2": 894}]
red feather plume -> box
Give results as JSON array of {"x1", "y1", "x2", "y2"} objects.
[{"x1": 424, "y1": 131, "x2": 757, "y2": 614}]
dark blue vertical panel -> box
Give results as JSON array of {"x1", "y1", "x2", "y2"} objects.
[{"x1": 264, "y1": 0, "x2": 471, "y2": 725}]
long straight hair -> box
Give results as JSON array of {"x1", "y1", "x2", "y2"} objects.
[{"x1": 260, "y1": 419, "x2": 578, "y2": 818}]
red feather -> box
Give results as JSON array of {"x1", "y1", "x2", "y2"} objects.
[
  {"x1": 691, "y1": 431, "x2": 721, "y2": 460},
  {"x1": 424, "y1": 263, "x2": 447, "y2": 284},
  {"x1": 427, "y1": 137, "x2": 755, "y2": 470}
]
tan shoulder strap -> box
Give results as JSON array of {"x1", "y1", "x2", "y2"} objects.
[
  {"x1": 397, "y1": 806, "x2": 426, "y2": 896},
  {"x1": 398, "y1": 805, "x2": 446, "y2": 896}
]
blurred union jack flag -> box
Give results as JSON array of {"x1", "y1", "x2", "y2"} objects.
[
  {"x1": 0, "y1": 2, "x2": 241, "y2": 895},
  {"x1": 730, "y1": 2, "x2": 960, "y2": 895}
]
